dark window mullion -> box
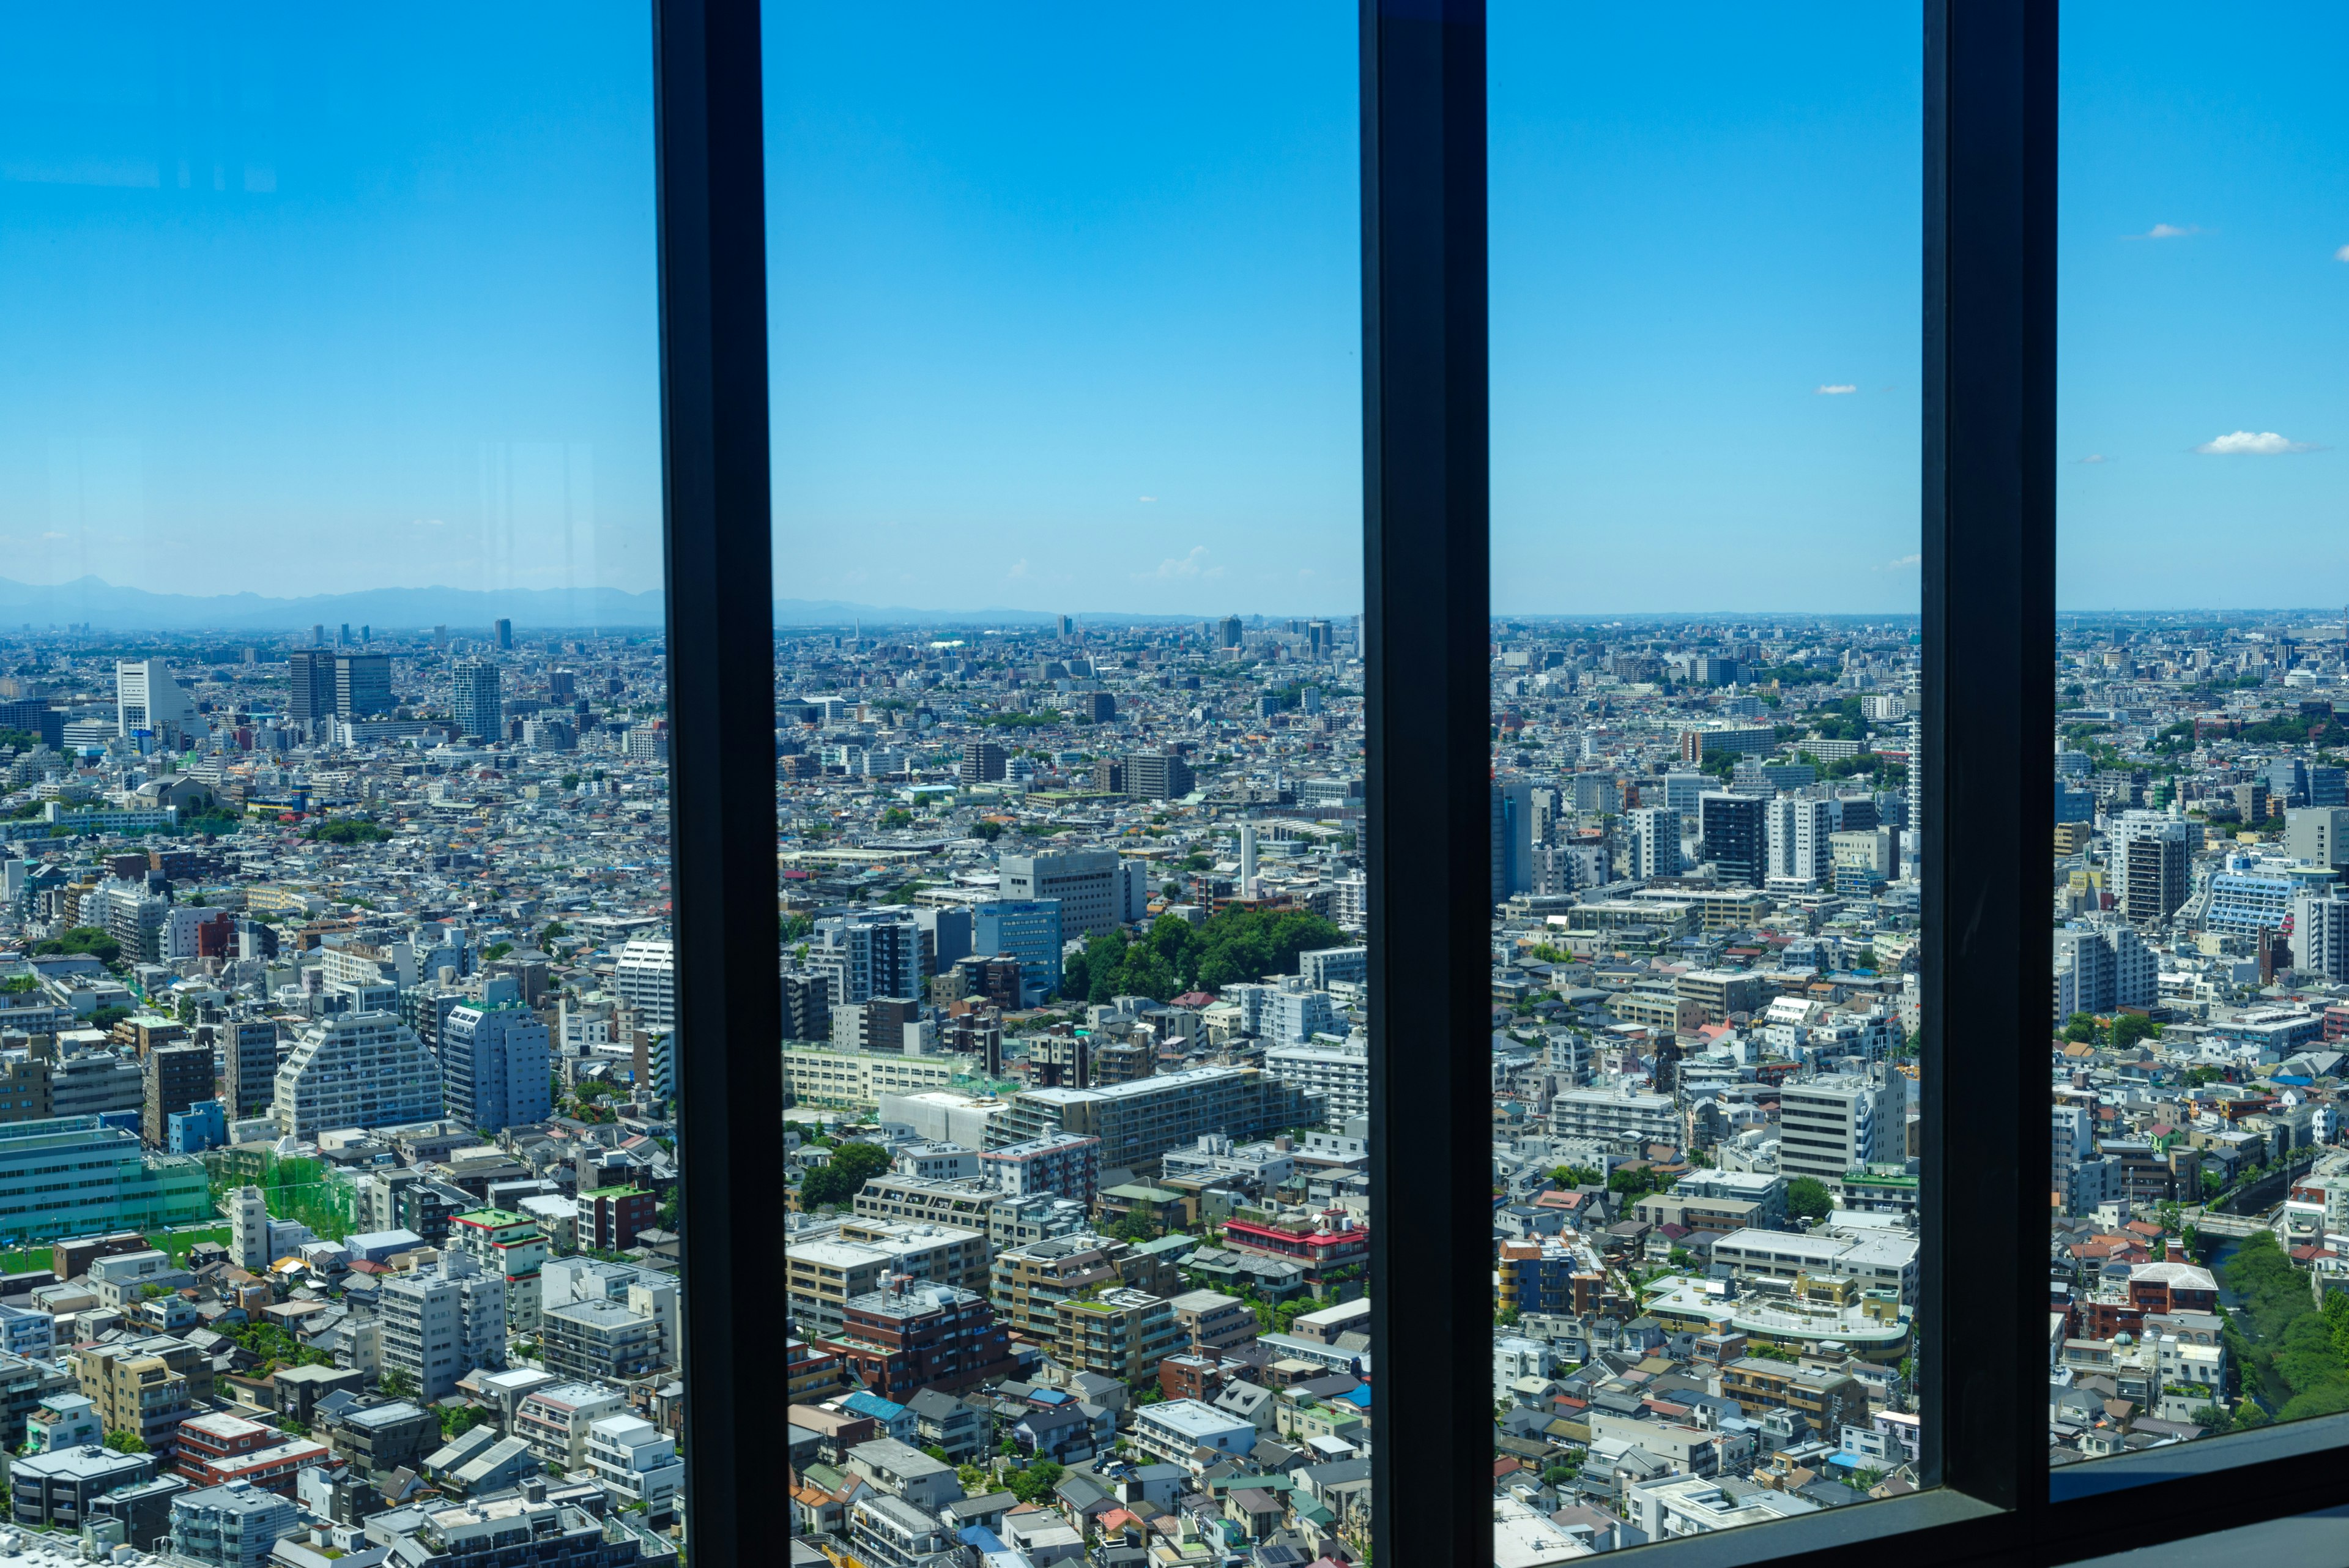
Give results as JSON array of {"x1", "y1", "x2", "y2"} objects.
[
  {"x1": 653, "y1": 1, "x2": 784, "y2": 1563},
  {"x1": 1361, "y1": 2, "x2": 1491, "y2": 1564},
  {"x1": 1920, "y1": 0, "x2": 2056, "y2": 1520}
]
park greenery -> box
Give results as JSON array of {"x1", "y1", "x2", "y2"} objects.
[
  {"x1": 2221, "y1": 1230, "x2": 2349, "y2": 1424},
  {"x1": 303, "y1": 817, "x2": 391, "y2": 845},
  {"x1": 1059, "y1": 907, "x2": 1346, "y2": 1004},
  {"x1": 31, "y1": 926, "x2": 122, "y2": 968},
  {"x1": 1787, "y1": 1176, "x2": 1835, "y2": 1224},
  {"x1": 798, "y1": 1140, "x2": 890, "y2": 1209}
]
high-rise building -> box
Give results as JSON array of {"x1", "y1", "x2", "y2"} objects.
[
  {"x1": 2286, "y1": 806, "x2": 2349, "y2": 870},
  {"x1": 1699, "y1": 793, "x2": 1767, "y2": 888},
  {"x1": 333, "y1": 654, "x2": 395, "y2": 718},
  {"x1": 1765, "y1": 796, "x2": 1839, "y2": 883},
  {"x1": 379, "y1": 1252, "x2": 507, "y2": 1400},
  {"x1": 1776, "y1": 1075, "x2": 1897, "y2": 1183},
  {"x1": 971, "y1": 900, "x2": 1064, "y2": 1003},
  {"x1": 220, "y1": 1022, "x2": 280, "y2": 1120},
  {"x1": 613, "y1": 938, "x2": 677, "y2": 1034},
  {"x1": 273, "y1": 1013, "x2": 443, "y2": 1139},
  {"x1": 114, "y1": 660, "x2": 198, "y2": 740},
  {"x1": 2111, "y1": 811, "x2": 2191, "y2": 926},
  {"x1": 1218, "y1": 614, "x2": 1242, "y2": 648},
  {"x1": 811, "y1": 912, "x2": 922, "y2": 1005},
  {"x1": 142, "y1": 1043, "x2": 211, "y2": 1149},
  {"x1": 1628, "y1": 805, "x2": 1682, "y2": 880},
  {"x1": 494, "y1": 618, "x2": 513, "y2": 650},
  {"x1": 2052, "y1": 923, "x2": 2156, "y2": 1019},
  {"x1": 1121, "y1": 751, "x2": 1195, "y2": 801},
  {"x1": 2293, "y1": 893, "x2": 2349, "y2": 983},
  {"x1": 440, "y1": 1001, "x2": 552, "y2": 1133},
  {"x1": 450, "y1": 659, "x2": 501, "y2": 740},
  {"x1": 286, "y1": 650, "x2": 336, "y2": 723},
  {"x1": 999, "y1": 849, "x2": 1128, "y2": 938},
  {"x1": 959, "y1": 740, "x2": 1007, "y2": 784},
  {"x1": 229, "y1": 1186, "x2": 269, "y2": 1272}
]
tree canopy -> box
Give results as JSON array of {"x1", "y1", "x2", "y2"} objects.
[
  {"x1": 1059, "y1": 906, "x2": 1345, "y2": 1004},
  {"x1": 800, "y1": 1140, "x2": 891, "y2": 1209},
  {"x1": 1787, "y1": 1176, "x2": 1835, "y2": 1224}
]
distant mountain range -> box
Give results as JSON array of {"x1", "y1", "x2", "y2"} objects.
[{"x1": 0, "y1": 577, "x2": 1302, "y2": 633}]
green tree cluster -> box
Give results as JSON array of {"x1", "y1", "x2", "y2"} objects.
[
  {"x1": 1059, "y1": 907, "x2": 1345, "y2": 1003},
  {"x1": 1004, "y1": 1458, "x2": 1064, "y2": 1504},
  {"x1": 304, "y1": 817, "x2": 391, "y2": 845},
  {"x1": 1786, "y1": 1176, "x2": 1835, "y2": 1224},
  {"x1": 32, "y1": 926, "x2": 122, "y2": 968},
  {"x1": 2224, "y1": 1231, "x2": 2349, "y2": 1421},
  {"x1": 798, "y1": 1140, "x2": 890, "y2": 1209}
]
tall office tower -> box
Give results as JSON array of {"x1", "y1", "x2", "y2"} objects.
[
  {"x1": 1239, "y1": 821, "x2": 1259, "y2": 894},
  {"x1": 1490, "y1": 781, "x2": 1539, "y2": 899},
  {"x1": 334, "y1": 654, "x2": 395, "y2": 718},
  {"x1": 811, "y1": 911, "x2": 922, "y2": 1004},
  {"x1": 1058, "y1": 614, "x2": 1074, "y2": 637},
  {"x1": 1903, "y1": 699, "x2": 1923, "y2": 879},
  {"x1": 113, "y1": 660, "x2": 198, "y2": 740},
  {"x1": 287, "y1": 650, "x2": 336, "y2": 723},
  {"x1": 613, "y1": 938, "x2": 677, "y2": 1034},
  {"x1": 1628, "y1": 806, "x2": 1682, "y2": 880},
  {"x1": 1219, "y1": 614, "x2": 1242, "y2": 648},
  {"x1": 2111, "y1": 811, "x2": 2192, "y2": 926},
  {"x1": 441, "y1": 998, "x2": 553, "y2": 1132},
  {"x1": 1121, "y1": 751, "x2": 1194, "y2": 800},
  {"x1": 1000, "y1": 849, "x2": 1128, "y2": 938},
  {"x1": 450, "y1": 658, "x2": 501, "y2": 740},
  {"x1": 311, "y1": 623, "x2": 327, "y2": 646},
  {"x1": 1765, "y1": 795, "x2": 1839, "y2": 883},
  {"x1": 142, "y1": 1042, "x2": 212, "y2": 1148},
  {"x1": 2286, "y1": 806, "x2": 2349, "y2": 870},
  {"x1": 1699, "y1": 792, "x2": 1768, "y2": 888},
  {"x1": 971, "y1": 901, "x2": 1064, "y2": 1003},
  {"x1": 495, "y1": 618, "x2": 513, "y2": 650},
  {"x1": 2294, "y1": 893, "x2": 2349, "y2": 983},
  {"x1": 223, "y1": 1021, "x2": 279, "y2": 1119},
  {"x1": 338, "y1": 623, "x2": 352, "y2": 646},
  {"x1": 960, "y1": 740, "x2": 1008, "y2": 783}
]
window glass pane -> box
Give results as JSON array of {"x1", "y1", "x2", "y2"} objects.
[
  {"x1": 2052, "y1": 1, "x2": 2349, "y2": 1474},
  {"x1": 1490, "y1": 3, "x2": 1925, "y2": 1546},
  {"x1": 766, "y1": 5, "x2": 1373, "y2": 1557},
  {"x1": 1, "y1": 4, "x2": 686, "y2": 1550}
]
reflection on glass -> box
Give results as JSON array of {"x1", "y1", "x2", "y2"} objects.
[
  {"x1": 1488, "y1": 2, "x2": 1923, "y2": 1547},
  {"x1": 2050, "y1": 3, "x2": 2349, "y2": 1466},
  {"x1": 0, "y1": 7, "x2": 684, "y2": 1557},
  {"x1": 766, "y1": 4, "x2": 1374, "y2": 1557}
]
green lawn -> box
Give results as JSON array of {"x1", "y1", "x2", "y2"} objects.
[{"x1": 0, "y1": 1221, "x2": 232, "y2": 1276}]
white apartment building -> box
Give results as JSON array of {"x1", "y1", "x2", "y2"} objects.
[
  {"x1": 612, "y1": 939, "x2": 677, "y2": 1034},
  {"x1": 1765, "y1": 796, "x2": 1839, "y2": 884},
  {"x1": 1549, "y1": 1088, "x2": 1679, "y2": 1151},
  {"x1": 274, "y1": 1011, "x2": 443, "y2": 1139},
  {"x1": 585, "y1": 1414, "x2": 683, "y2": 1518},
  {"x1": 1776, "y1": 1076, "x2": 1896, "y2": 1184},
  {"x1": 379, "y1": 1251, "x2": 507, "y2": 1401},
  {"x1": 1265, "y1": 1038, "x2": 1368, "y2": 1129},
  {"x1": 514, "y1": 1382, "x2": 626, "y2": 1471},
  {"x1": 115, "y1": 659, "x2": 198, "y2": 738},
  {"x1": 1628, "y1": 806, "x2": 1683, "y2": 880}
]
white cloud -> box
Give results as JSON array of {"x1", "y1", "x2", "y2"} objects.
[
  {"x1": 2126, "y1": 223, "x2": 2200, "y2": 240},
  {"x1": 1815, "y1": 384, "x2": 1858, "y2": 396},
  {"x1": 1138, "y1": 496, "x2": 1157, "y2": 503},
  {"x1": 2336, "y1": 243, "x2": 2349, "y2": 262},
  {"x1": 1005, "y1": 558, "x2": 1030, "y2": 580},
  {"x1": 2076, "y1": 453, "x2": 2107, "y2": 464},
  {"x1": 413, "y1": 517, "x2": 445, "y2": 527},
  {"x1": 1879, "y1": 553, "x2": 1922, "y2": 571},
  {"x1": 1142, "y1": 545, "x2": 1223, "y2": 582},
  {"x1": 2195, "y1": 430, "x2": 2317, "y2": 455},
  {"x1": 42, "y1": 530, "x2": 67, "y2": 540}
]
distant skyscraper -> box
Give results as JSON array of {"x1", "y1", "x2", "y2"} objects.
[
  {"x1": 495, "y1": 618, "x2": 513, "y2": 650},
  {"x1": 311, "y1": 623, "x2": 327, "y2": 647},
  {"x1": 1219, "y1": 614, "x2": 1242, "y2": 648},
  {"x1": 1700, "y1": 792, "x2": 1767, "y2": 888},
  {"x1": 287, "y1": 650, "x2": 336, "y2": 723},
  {"x1": 451, "y1": 659, "x2": 501, "y2": 740},
  {"x1": 335, "y1": 654, "x2": 395, "y2": 718},
  {"x1": 1058, "y1": 614, "x2": 1074, "y2": 637},
  {"x1": 338, "y1": 623, "x2": 352, "y2": 647},
  {"x1": 114, "y1": 660, "x2": 198, "y2": 740}
]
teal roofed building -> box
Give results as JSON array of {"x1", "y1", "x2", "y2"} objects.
[{"x1": 0, "y1": 1116, "x2": 210, "y2": 1246}]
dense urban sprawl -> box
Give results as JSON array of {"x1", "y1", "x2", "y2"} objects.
[{"x1": 10, "y1": 608, "x2": 2349, "y2": 1566}]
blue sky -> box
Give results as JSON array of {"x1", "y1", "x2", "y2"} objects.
[{"x1": 2, "y1": 4, "x2": 2341, "y2": 615}]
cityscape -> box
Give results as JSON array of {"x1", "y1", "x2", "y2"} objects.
[{"x1": 4, "y1": 602, "x2": 2348, "y2": 1564}]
